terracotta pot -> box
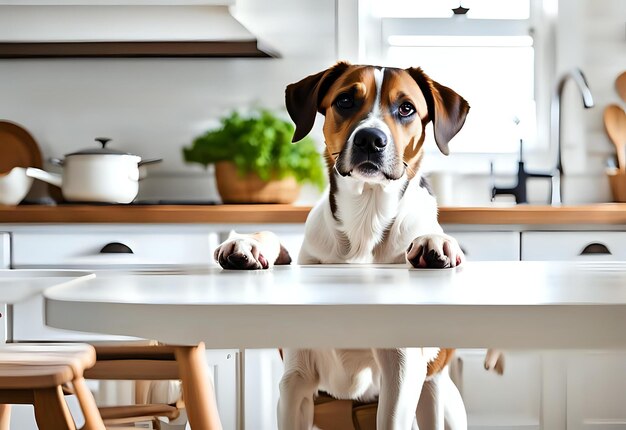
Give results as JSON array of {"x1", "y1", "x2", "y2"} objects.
[{"x1": 215, "y1": 161, "x2": 300, "y2": 204}]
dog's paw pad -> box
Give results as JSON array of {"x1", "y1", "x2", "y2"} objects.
[
  {"x1": 406, "y1": 234, "x2": 464, "y2": 269},
  {"x1": 214, "y1": 238, "x2": 269, "y2": 270}
]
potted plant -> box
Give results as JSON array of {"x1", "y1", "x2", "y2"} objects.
[{"x1": 183, "y1": 109, "x2": 325, "y2": 203}]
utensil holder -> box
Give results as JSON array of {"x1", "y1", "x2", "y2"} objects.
[{"x1": 607, "y1": 169, "x2": 626, "y2": 202}]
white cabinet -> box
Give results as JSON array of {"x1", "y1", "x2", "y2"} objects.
[
  {"x1": 522, "y1": 231, "x2": 626, "y2": 430},
  {"x1": 521, "y1": 231, "x2": 626, "y2": 261},
  {"x1": 446, "y1": 231, "x2": 539, "y2": 430},
  {"x1": 0, "y1": 233, "x2": 9, "y2": 343},
  {"x1": 0, "y1": 233, "x2": 8, "y2": 269},
  {"x1": 207, "y1": 349, "x2": 239, "y2": 430},
  {"x1": 12, "y1": 230, "x2": 217, "y2": 268},
  {"x1": 447, "y1": 231, "x2": 520, "y2": 261},
  {"x1": 457, "y1": 350, "x2": 541, "y2": 430},
  {"x1": 244, "y1": 349, "x2": 283, "y2": 430},
  {"x1": 567, "y1": 352, "x2": 626, "y2": 430}
]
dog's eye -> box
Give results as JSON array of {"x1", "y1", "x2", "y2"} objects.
[
  {"x1": 398, "y1": 102, "x2": 415, "y2": 118},
  {"x1": 335, "y1": 93, "x2": 354, "y2": 110}
]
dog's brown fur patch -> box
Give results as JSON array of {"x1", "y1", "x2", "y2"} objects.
[{"x1": 427, "y1": 348, "x2": 455, "y2": 376}]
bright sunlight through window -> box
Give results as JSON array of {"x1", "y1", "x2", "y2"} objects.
[{"x1": 377, "y1": 0, "x2": 536, "y2": 154}]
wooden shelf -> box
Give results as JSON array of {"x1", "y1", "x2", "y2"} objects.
[
  {"x1": 0, "y1": 41, "x2": 275, "y2": 58},
  {"x1": 2, "y1": 204, "x2": 626, "y2": 225}
]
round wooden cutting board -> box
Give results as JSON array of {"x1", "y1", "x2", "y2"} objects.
[{"x1": 0, "y1": 121, "x2": 43, "y2": 173}]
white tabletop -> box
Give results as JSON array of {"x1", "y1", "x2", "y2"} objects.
[
  {"x1": 43, "y1": 262, "x2": 626, "y2": 349},
  {"x1": 0, "y1": 270, "x2": 94, "y2": 305}
]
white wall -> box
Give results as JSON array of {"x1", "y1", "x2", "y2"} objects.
[
  {"x1": 0, "y1": 0, "x2": 336, "y2": 202},
  {"x1": 557, "y1": 0, "x2": 625, "y2": 174},
  {"x1": 548, "y1": 0, "x2": 625, "y2": 204}
]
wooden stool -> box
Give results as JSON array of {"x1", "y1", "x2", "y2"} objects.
[
  {"x1": 86, "y1": 342, "x2": 222, "y2": 430},
  {"x1": 0, "y1": 343, "x2": 105, "y2": 430}
]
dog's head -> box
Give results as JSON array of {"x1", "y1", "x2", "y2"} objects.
[{"x1": 285, "y1": 62, "x2": 469, "y2": 182}]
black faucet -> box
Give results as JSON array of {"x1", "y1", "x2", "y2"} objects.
[{"x1": 491, "y1": 140, "x2": 554, "y2": 204}]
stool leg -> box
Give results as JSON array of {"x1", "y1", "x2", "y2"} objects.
[
  {"x1": 33, "y1": 386, "x2": 77, "y2": 430},
  {"x1": 0, "y1": 404, "x2": 10, "y2": 430},
  {"x1": 175, "y1": 343, "x2": 223, "y2": 430},
  {"x1": 71, "y1": 377, "x2": 105, "y2": 430}
]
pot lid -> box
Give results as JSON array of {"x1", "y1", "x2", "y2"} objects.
[{"x1": 66, "y1": 138, "x2": 136, "y2": 156}]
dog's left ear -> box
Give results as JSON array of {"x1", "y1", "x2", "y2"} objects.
[
  {"x1": 285, "y1": 61, "x2": 350, "y2": 142},
  {"x1": 406, "y1": 67, "x2": 470, "y2": 155}
]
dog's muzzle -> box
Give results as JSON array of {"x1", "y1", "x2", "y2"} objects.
[
  {"x1": 349, "y1": 127, "x2": 389, "y2": 176},
  {"x1": 354, "y1": 127, "x2": 388, "y2": 153}
]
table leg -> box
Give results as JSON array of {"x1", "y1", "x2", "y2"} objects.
[{"x1": 175, "y1": 343, "x2": 223, "y2": 430}]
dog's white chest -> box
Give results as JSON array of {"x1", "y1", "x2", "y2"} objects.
[
  {"x1": 316, "y1": 349, "x2": 381, "y2": 401},
  {"x1": 334, "y1": 178, "x2": 404, "y2": 263}
]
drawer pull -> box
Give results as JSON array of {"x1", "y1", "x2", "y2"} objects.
[
  {"x1": 579, "y1": 243, "x2": 612, "y2": 255},
  {"x1": 100, "y1": 242, "x2": 134, "y2": 254}
]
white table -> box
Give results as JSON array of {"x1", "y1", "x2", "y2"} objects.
[
  {"x1": 43, "y1": 261, "x2": 626, "y2": 350},
  {"x1": 0, "y1": 270, "x2": 94, "y2": 342}
]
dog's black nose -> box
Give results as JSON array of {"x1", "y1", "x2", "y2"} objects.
[{"x1": 353, "y1": 128, "x2": 387, "y2": 152}]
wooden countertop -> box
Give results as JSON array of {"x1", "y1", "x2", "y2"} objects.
[{"x1": 2, "y1": 204, "x2": 626, "y2": 224}]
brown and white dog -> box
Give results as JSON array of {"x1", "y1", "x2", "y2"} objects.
[{"x1": 214, "y1": 62, "x2": 479, "y2": 429}]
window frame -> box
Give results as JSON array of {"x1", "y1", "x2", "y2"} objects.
[{"x1": 339, "y1": 0, "x2": 556, "y2": 174}]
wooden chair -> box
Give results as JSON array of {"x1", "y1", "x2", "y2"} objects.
[
  {"x1": 0, "y1": 342, "x2": 223, "y2": 430},
  {"x1": 0, "y1": 343, "x2": 105, "y2": 430},
  {"x1": 86, "y1": 342, "x2": 222, "y2": 430}
]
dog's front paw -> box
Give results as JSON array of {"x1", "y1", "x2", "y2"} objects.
[
  {"x1": 214, "y1": 237, "x2": 270, "y2": 270},
  {"x1": 406, "y1": 234, "x2": 464, "y2": 269}
]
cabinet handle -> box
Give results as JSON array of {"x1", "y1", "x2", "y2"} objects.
[
  {"x1": 579, "y1": 242, "x2": 612, "y2": 255},
  {"x1": 100, "y1": 242, "x2": 134, "y2": 254}
]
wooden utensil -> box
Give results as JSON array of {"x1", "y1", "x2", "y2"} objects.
[
  {"x1": 604, "y1": 104, "x2": 626, "y2": 172},
  {"x1": 616, "y1": 71, "x2": 626, "y2": 103}
]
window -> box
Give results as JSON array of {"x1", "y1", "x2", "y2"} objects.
[{"x1": 358, "y1": 0, "x2": 544, "y2": 162}]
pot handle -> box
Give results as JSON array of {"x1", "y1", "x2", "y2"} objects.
[
  {"x1": 138, "y1": 158, "x2": 163, "y2": 167},
  {"x1": 25, "y1": 167, "x2": 63, "y2": 188}
]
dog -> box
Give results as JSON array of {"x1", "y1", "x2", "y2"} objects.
[{"x1": 214, "y1": 62, "x2": 485, "y2": 429}]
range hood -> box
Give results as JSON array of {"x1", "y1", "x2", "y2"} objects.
[{"x1": 0, "y1": 4, "x2": 278, "y2": 58}]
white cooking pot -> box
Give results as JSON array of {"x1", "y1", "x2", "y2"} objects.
[
  {"x1": 0, "y1": 167, "x2": 34, "y2": 205},
  {"x1": 26, "y1": 138, "x2": 162, "y2": 204}
]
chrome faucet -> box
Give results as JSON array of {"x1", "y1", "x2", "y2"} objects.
[{"x1": 550, "y1": 68, "x2": 595, "y2": 204}]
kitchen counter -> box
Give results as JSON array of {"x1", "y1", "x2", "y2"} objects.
[{"x1": 1, "y1": 204, "x2": 626, "y2": 225}]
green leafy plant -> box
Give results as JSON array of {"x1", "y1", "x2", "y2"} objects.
[{"x1": 183, "y1": 110, "x2": 325, "y2": 190}]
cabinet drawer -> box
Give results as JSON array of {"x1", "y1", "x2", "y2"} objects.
[
  {"x1": 12, "y1": 231, "x2": 217, "y2": 267},
  {"x1": 446, "y1": 231, "x2": 520, "y2": 261},
  {"x1": 521, "y1": 232, "x2": 626, "y2": 261}
]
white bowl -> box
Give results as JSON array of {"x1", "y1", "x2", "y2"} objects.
[{"x1": 0, "y1": 167, "x2": 33, "y2": 205}]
